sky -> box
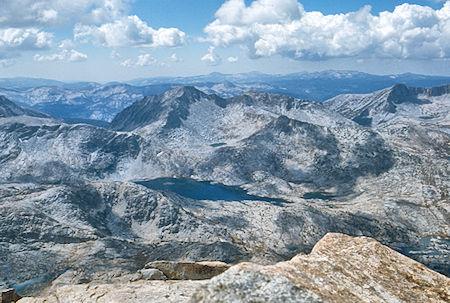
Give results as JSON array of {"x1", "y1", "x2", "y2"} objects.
[{"x1": 0, "y1": 0, "x2": 449, "y2": 82}]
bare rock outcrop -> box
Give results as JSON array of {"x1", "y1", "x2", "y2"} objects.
[
  {"x1": 17, "y1": 280, "x2": 206, "y2": 303},
  {"x1": 191, "y1": 233, "x2": 450, "y2": 303}
]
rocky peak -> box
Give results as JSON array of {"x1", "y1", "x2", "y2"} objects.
[
  {"x1": 232, "y1": 90, "x2": 305, "y2": 109},
  {"x1": 110, "y1": 86, "x2": 224, "y2": 131},
  {"x1": 324, "y1": 83, "x2": 449, "y2": 127},
  {"x1": 108, "y1": 95, "x2": 159, "y2": 131},
  {"x1": 268, "y1": 115, "x2": 304, "y2": 135},
  {"x1": 387, "y1": 84, "x2": 430, "y2": 105},
  {"x1": 161, "y1": 86, "x2": 207, "y2": 103}
]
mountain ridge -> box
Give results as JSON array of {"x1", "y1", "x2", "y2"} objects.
[
  {"x1": 0, "y1": 71, "x2": 449, "y2": 123},
  {"x1": 0, "y1": 83, "x2": 448, "y2": 295},
  {"x1": 0, "y1": 96, "x2": 50, "y2": 118},
  {"x1": 324, "y1": 83, "x2": 450, "y2": 127}
]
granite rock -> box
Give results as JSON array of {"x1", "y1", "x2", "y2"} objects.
[{"x1": 191, "y1": 233, "x2": 450, "y2": 303}]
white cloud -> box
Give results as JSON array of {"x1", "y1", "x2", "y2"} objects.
[
  {"x1": 204, "y1": 0, "x2": 450, "y2": 60},
  {"x1": 136, "y1": 54, "x2": 155, "y2": 66},
  {"x1": 58, "y1": 39, "x2": 75, "y2": 49},
  {"x1": 120, "y1": 53, "x2": 156, "y2": 67},
  {"x1": 0, "y1": 0, "x2": 186, "y2": 65},
  {"x1": 74, "y1": 15, "x2": 186, "y2": 48},
  {"x1": 201, "y1": 46, "x2": 222, "y2": 65},
  {"x1": 34, "y1": 49, "x2": 88, "y2": 62},
  {"x1": 0, "y1": 0, "x2": 130, "y2": 28},
  {"x1": 227, "y1": 56, "x2": 239, "y2": 63},
  {"x1": 0, "y1": 58, "x2": 16, "y2": 68},
  {"x1": 169, "y1": 53, "x2": 181, "y2": 62},
  {"x1": 83, "y1": 0, "x2": 129, "y2": 24},
  {"x1": 0, "y1": 28, "x2": 53, "y2": 51},
  {"x1": 110, "y1": 50, "x2": 122, "y2": 59},
  {"x1": 120, "y1": 58, "x2": 134, "y2": 68}
]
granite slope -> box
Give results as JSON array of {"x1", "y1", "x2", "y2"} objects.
[{"x1": 0, "y1": 86, "x2": 448, "y2": 295}]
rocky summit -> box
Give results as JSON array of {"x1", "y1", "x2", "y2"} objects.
[
  {"x1": 16, "y1": 233, "x2": 450, "y2": 303},
  {"x1": 191, "y1": 233, "x2": 450, "y2": 303},
  {"x1": 0, "y1": 84, "x2": 448, "y2": 301}
]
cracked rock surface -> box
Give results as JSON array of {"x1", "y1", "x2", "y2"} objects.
[{"x1": 191, "y1": 233, "x2": 450, "y2": 303}]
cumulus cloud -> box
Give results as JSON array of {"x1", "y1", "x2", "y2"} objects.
[
  {"x1": 204, "y1": 0, "x2": 450, "y2": 60},
  {"x1": 33, "y1": 36, "x2": 87, "y2": 63},
  {"x1": 0, "y1": 28, "x2": 53, "y2": 51},
  {"x1": 0, "y1": 0, "x2": 130, "y2": 28},
  {"x1": 110, "y1": 50, "x2": 122, "y2": 59},
  {"x1": 0, "y1": 58, "x2": 16, "y2": 68},
  {"x1": 34, "y1": 49, "x2": 88, "y2": 62},
  {"x1": 74, "y1": 15, "x2": 186, "y2": 48},
  {"x1": 201, "y1": 46, "x2": 222, "y2": 65},
  {"x1": 169, "y1": 53, "x2": 182, "y2": 62},
  {"x1": 0, "y1": 0, "x2": 185, "y2": 65},
  {"x1": 120, "y1": 58, "x2": 134, "y2": 67},
  {"x1": 0, "y1": 0, "x2": 186, "y2": 64},
  {"x1": 58, "y1": 39, "x2": 75, "y2": 49},
  {"x1": 227, "y1": 56, "x2": 239, "y2": 63},
  {"x1": 83, "y1": 0, "x2": 129, "y2": 24},
  {"x1": 121, "y1": 53, "x2": 157, "y2": 67},
  {"x1": 135, "y1": 54, "x2": 155, "y2": 66}
]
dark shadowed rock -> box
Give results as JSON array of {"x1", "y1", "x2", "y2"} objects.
[
  {"x1": 144, "y1": 261, "x2": 230, "y2": 280},
  {"x1": 1, "y1": 288, "x2": 21, "y2": 303},
  {"x1": 0, "y1": 96, "x2": 50, "y2": 118}
]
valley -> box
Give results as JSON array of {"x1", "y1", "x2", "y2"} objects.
[{"x1": 0, "y1": 80, "x2": 448, "y2": 302}]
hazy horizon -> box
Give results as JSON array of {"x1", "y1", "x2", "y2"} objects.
[
  {"x1": 0, "y1": 0, "x2": 449, "y2": 81},
  {"x1": 1, "y1": 69, "x2": 450, "y2": 85}
]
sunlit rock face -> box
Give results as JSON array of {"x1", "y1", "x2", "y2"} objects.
[
  {"x1": 16, "y1": 234, "x2": 449, "y2": 303},
  {"x1": 191, "y1": 233, "x2": 450, "y2": 303}
]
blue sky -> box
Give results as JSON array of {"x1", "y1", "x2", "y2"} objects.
[{"x1": 0, "y1": 0, "x2": 449, "y2": 82}]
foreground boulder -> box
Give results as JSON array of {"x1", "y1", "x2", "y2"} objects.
[{"x1": 191, "y1": 233, "x2": 450, "y2": 303}]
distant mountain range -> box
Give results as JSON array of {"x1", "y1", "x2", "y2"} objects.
[{"x1": 0, "y1": 71, "x2": 449, "y2": 122}]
